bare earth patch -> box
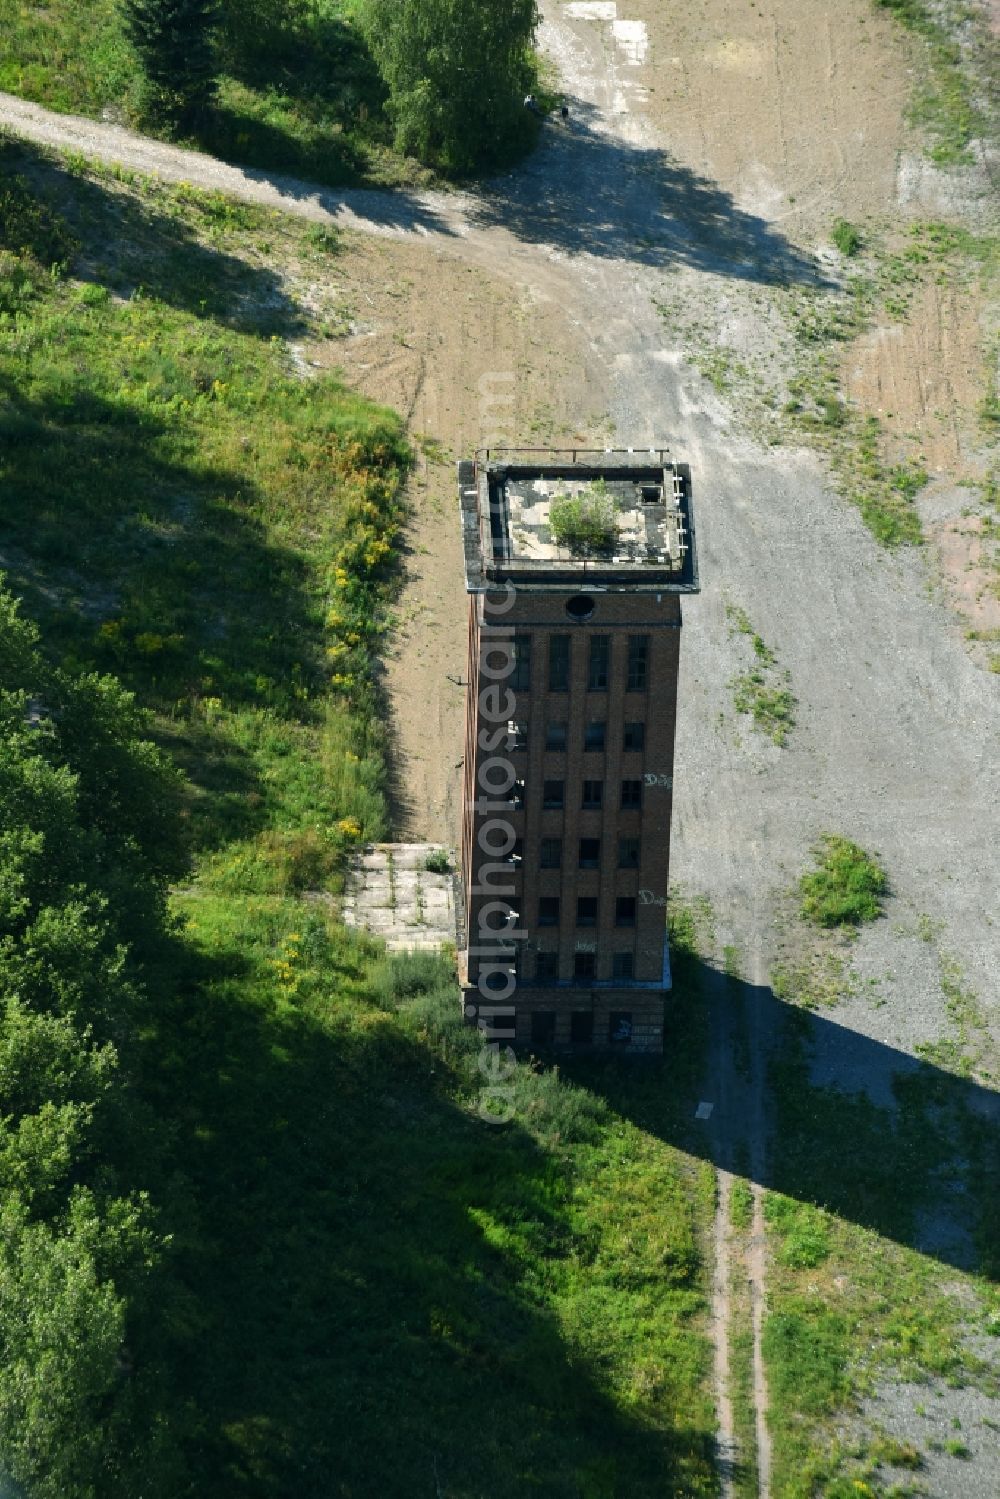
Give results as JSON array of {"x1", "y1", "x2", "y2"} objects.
[
  {"x1": 303, "y1": 234, "x2": 607, "y2": 839},
  {"x1": 628, "y1": 0, "x2": 915, "y2": 238}
]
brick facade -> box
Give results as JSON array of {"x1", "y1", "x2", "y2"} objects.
[{"x1": 457, "y1": 453, "x2": 698, "y2": 1055}]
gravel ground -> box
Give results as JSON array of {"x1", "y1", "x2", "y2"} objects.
[{"x1": 861, "y1": 1373, "x2": 1000, "y2": 1499}]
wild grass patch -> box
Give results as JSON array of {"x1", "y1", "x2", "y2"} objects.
[
  {"x1": 873, "y1": 0, "x2": 993, "y2": 165},
  {"x1": 724, "y1": 603, "x2": 796, "y2": 745},
  {"x1": 800, "y1": 835, "x2": 888, "y2": 928}
]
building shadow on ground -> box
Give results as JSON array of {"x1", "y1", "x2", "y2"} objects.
[{"x1": 564, "y1": 958, "x2": 1000, "y2": 1281}]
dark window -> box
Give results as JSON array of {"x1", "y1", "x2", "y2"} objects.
[
  {"x1": 574, "y1": 952, "x2": 596, "y2": 980},
  {"x1": 483, "y1": 968, "x2": 513, "y2": 993},
  {"x1": 582, "y1": 780, "x2": 604, "y2": 810},
  {"x1": 542, "y1": 779, "x2": 564, "y2": 810},
  {"x1": 609, "y1": 1012, "x2": 633, "y2": 1045},
  {"x1": 621, "y1": 779, "x2": 643, "y2": 810},
  {"x1": 618, "y1": 837, "x2": 640, "y2": 870},
  {"x1": 538, "y1": 897, "x2": 560, "y2": 927},
  {"x1": 578, "y1": 838, "x2": 601, "y2": 869},
  {"x1": 612, "y1": 951, "x2": 634, "y2": 981},
  {"x1": 540, "y1": 837, "x2": 562, "y2": 869},
  {"x1": 623, "y1": 721, "x2": 645, "y2": 752},
  {"x1": 627, "y1": 635, "x2": 649, "y2": 692},
  {"x1": 548, "y1": 635, "x2": 570, "y2": 691},
  {"x1": 535, "y1": 951, "x2": 559, "y2": 981},
  {"x1": 510, "y1": 722, "x2": 528, "y2": 751},
  {"x1": 531, "y1": 1010, "x2": 557, "y2": 1045},
  {"x1": 505, "y1": 779, "x2": 525, "y2": 808},
  {"x1": 508, "y1": 837, "x2": 524, "y2": 864},
  {"x1": 584, "y1": 721, "x2": 606, "y2": 752},
  {"x1": 570, "y1": 1011, "x2": 594, "y2": 1043},
  {"x1": 566, "y1": 595, "x2": 595, "y2": 621},
  {"x1": 615, "y1": 897, "x2": 637, "y2": 928},
  {"x1": 588, "y1": 635, "x2": 609, "y2": 690},
  {"x1": 510, "y1": 635, "x2": 531, "y2": 691},
  {"x1": 576, "y1": 897, "x2": 598, "y2": 928},
  {"x1": 545, "y1": 721, "x2": 568, "y2": 751}
]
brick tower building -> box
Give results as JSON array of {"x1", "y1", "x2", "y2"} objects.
[{"x1": 457, "y1": 450, "x2": 698, "y2": 1054}]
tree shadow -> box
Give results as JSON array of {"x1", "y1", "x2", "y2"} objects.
[
  {"x1": 134, "y1": 935, "x2": 717, "y2": 1495},
  {"x1": 565, "y1": 959, "x2": 1000, "y2": 1281},
  {"x1": 2, "y1": 137, "x2": 305, "y2": 334},
  {"x1": 233, "y1": 161, "x2": 459, "y2": 239},
  {"x1": 471, "y1": 99, "x2": 831, "y2": 285},
  {"x1": 204, "y1": 4, "x2": 393, "y2": 190},
  {"x1": 0, "y1": 374, "x2": 327, "y2": 852}
]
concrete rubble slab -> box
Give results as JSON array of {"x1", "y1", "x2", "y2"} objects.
[{"x1": 342, "y1": 844, "x2": 457, "y2": 952}]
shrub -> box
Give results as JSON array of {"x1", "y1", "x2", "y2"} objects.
[
  {"x1": 424, "y1": 848, "x2": 451, "y2": 874},
  {"x1": 548, "y1": 486, "x2": 619, "y2": 552},
  {"x1": 800, "y1": 835, "x2": 888, "y2": 927},
  {"x1": 832, "y1": 219, "x2": 863, "y2": 256}
]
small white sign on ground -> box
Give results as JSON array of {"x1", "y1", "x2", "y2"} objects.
[
  {"x1": 565, "y1": 2, "x2": 617, "y2": 20},
  {"x1": 612, "y1": 19, "x2": 648, "y2": 64}
]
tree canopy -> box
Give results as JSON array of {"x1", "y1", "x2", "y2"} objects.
[
  {"x1": 0, "y1": 583, "x2": 184, "y2": 1496},
  {"x1": 358, "y1": 0, "x2": 539, "y2": 174},
  {"x1": 121, "y1": 0, "x2": 220, "y2": 123}
]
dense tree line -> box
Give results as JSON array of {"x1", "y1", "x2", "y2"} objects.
[
  {"x1": 0, "y1": 584, "x2": 186, "y2": 1496},
  {"x1": 120, "y1": 0, "x2": 539, "y2": 170}
]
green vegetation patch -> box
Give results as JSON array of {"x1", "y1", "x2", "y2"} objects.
[
  {"x1": 832, "y1": 219, "x2": 863, "y2": 257},
  {"x1": 763, "y1": 1011, "x2": 1000, "y2": 1495},
  {"x1": 549, "y1": 483, "x2": 620, "y2": 552},
  {"x1": 873, "y1": 0, "x2": 995, "y2": 165},
  {"x1": 725, "y1": 603, "x2": 796, "y2": 745},
  {"x1": 800, "y1": 835, "x2": 888, "y2": 928}
]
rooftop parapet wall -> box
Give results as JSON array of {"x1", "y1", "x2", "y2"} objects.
[{"x1": 459, "y1": 449, "x2": 699, "y2": 594}]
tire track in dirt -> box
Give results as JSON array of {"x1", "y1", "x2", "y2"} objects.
[{"x1": 703, "y1": 929, "x2": 772, "y2": 1499}]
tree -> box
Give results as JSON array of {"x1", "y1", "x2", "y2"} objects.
[
  {"x1": 121, "y1": 0, "x2": 220, "y2": 124},
  {"x1": 358, "y1": 0, "x2": 539, "y2": 175},
  {"x1": 0, "y1": 582, "x2": 182, "y2": 1493}
]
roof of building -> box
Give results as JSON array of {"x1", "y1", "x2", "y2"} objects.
[{"x1": 459, "y1": 450, "x2": 699, "y2": 593}]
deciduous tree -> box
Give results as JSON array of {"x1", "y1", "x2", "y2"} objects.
[{"x1": 359, "y1": 0, "x2": 539, "y2": 174}]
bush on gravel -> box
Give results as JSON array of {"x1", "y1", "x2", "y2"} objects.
[{"x1": 799, "y1": 835, "x2": 888, "y2": 928}]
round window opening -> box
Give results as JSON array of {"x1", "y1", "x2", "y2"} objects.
[{"x1": 566, "y1": 594, "x2": 595, "y2": 621}]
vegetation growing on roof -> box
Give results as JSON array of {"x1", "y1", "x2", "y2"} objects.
[{"x1": 548, "y1": 482, "x2": 620, "y2": 552}]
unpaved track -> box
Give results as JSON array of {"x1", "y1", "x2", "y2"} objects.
[{"x1": 2, "y1": 3, "x2": 998, "y2": 1490}]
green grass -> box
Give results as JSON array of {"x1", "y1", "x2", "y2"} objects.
[
  {"x1": 763, "y1": 1008, "x2": 1000, "y2": 1496},
  {"x1": 799, "y1": 835, "x2": 888, "y2": 928},
  {"x1": 724, "y1": 604, "x2": 796, "y2": 745},
  {"x1": 0, "y1": 0, "x2": 429, "y2": 188},
  {"x1": 730, "y1": 1177, "x2": 753, "y2": 1231},
  {"x1": 873, "y1": 0, "x2": 994, "y2": 165},
  {"x1": 0, "y1": 142, "x2": 720, "y2": 1494}
]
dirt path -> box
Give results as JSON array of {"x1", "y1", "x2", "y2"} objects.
[{"x1": 2, "y1": 2, "x2": 998, "y2": 1490}]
